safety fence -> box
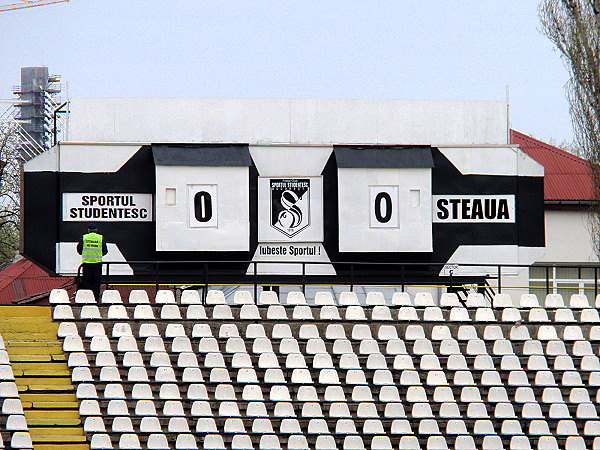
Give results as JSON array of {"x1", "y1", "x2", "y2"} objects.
[{"x1": 76, "y1": 260, "x2": 600, "y2": 305}]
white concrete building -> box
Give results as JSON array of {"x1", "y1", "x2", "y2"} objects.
[{"x1": 511, "y1": 130, "x2": 597, "y2": 304}]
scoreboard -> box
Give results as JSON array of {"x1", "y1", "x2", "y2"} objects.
[{"x1": 23, "y1": 141, "x2": 545, "y2": 281}]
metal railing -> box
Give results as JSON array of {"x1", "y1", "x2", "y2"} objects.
[{"x1": 76, "y1": 260, "x2": 600, "y2": 305}]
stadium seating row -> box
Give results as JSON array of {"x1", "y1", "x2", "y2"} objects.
[
  {"x1": 51, "y1": 303, "x2": 600, "y2": 325},
  {"x1": 49, "y1": 288, "x2": 600, "y2": 309},
  {"x1": 87, "y1": 432, "x2": 597, "y2": 450}
]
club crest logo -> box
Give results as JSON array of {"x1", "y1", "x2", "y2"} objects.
[{"x1": 270, "y1": 179, "x2": 310, "y2": 237}]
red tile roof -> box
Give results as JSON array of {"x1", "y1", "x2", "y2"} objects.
[
  {"x1": 0, "y1": 258, "x2": 74, "y2": 304},
  {"x1": 510, "y1": 129, "x2": 594, "y2": 202},
  {"x1": 0, "y1": 258, "x2": 161, "y2": 304}
]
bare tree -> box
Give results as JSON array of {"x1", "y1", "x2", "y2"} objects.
[
  {"x1": 0, "y1": 121, "x2": 21, "y2": 265},
  {"x1": 539, "y1": 0, "x2": 600, "y2": 256}
]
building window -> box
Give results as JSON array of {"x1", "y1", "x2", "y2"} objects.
[{"x1": 529, "y1": 266, "x2": 597, "y2": 306}]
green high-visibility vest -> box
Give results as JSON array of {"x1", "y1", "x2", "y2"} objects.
[{"x1": 82, "y1": 232, "x2": 103, "y2": 263}]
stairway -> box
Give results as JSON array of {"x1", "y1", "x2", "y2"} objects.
[{"x1": 0, "y1": 306, "x2": 88, "y2": 450}]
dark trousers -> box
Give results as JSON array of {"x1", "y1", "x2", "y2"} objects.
[{"x1": 81, "y1": 263, "x2": 103, "y2": 301}]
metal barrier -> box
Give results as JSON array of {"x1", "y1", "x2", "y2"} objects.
[{"x1": 76, "y1": 260, "x2": 600, "y2": 305}]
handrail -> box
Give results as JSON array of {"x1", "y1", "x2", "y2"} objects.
[{"x1": 76, "y1": 260, "x2": 600, "y2": 303}]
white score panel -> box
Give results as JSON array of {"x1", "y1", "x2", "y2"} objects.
[
  {"x1": 338, "y1": 168, "x2": 433, "y2": 252},
  {"x1": 155, "y1": 166, "x2": 249, "y2": 251},
  {"x1": 370, "y1": 186, "x2": 399, "y2": 228}
]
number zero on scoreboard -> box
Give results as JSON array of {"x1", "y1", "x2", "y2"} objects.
[
  {"x1": 370, "y1": 186, "x2": 399, "y2": 228},
  {"x1": 189, "y1": 185, "x2": 217, "y2": 227}
]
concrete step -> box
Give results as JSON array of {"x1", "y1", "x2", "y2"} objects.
[
  {"x1": 30, "y1": 432, "x2": 86, "y2": 441},
  {"x1": 16, "y1": 377, "x2": 73, "y2": 387},
  {"x1": 12, "y1": 361, "x2": 68, "y2": 370},
  {"x1": 10, "y1": 354, "x2": 53, "y2": 362},
  {"x1": 8, "y1": 346, "x2": 64, "y2": 355},
  {"x1": 0, "y1": 305, "x2": 51, "y2": 316},
  {"x1": 27, "y1": 371, "x2": 71, "y2": 378},
  {"x1": 6, "y1": 340, "x2": 62, "y2": 348},
  {"x1": 29, "y1": 401, "x2": 80, "y2": 409},
  {"x1": 30, "y1": 430, "x2": 85, "y2": 440},
  {"x1": 35, "y1": 444, "x2": 89, "y2": 450},
  {"x1": 35, "y1": 442, "x2": 90, "y2": 450},
  {"x1": 9, "y1": 353, "x2": 68, "y2": 362},
  {"x1": 0, "y1": 323, "x2": 58, "y2": 333},
  {"x1": 19, "y1": 384, "x2": 75, "y2": 393},
  {"x1": 1, "y1": 306, "x2": 88, "y2": 449},
  {"x1": 26, "y1": 417, "x2": 82, "y2": 426},
  {"x1": 26, "y1": 409, "x2": 80, "y2": 419},
  {"x1": 20, "y1": 393, "x2": 77, "y2": 403}
]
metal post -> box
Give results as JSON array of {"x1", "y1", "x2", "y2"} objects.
[
  {"x1": 301, "y1": 262, "x2": 306, "y2": 296},
  {"x1": 449, "y1": 270, "x2": 453, "y2": 291},
  {"x1": 401, "y1": 265, "x2": 405, "y2": 292},
  {"x1": 350, "y1": 264, "x2": 354, "y2": 292},
  {"x1": 76, "y1": 264, "x2": 82, "y2": 288},
  {"x1": 497, "y1": 265, "x2": 502, "y2": 294},
  {"x1": 53, "y1": 102, "x2": 68, "y2": 146},
  {"x1": 105, "y1": 262, "x2": 110, "y2": 291},
  {"x1": 545, "y1": 266, "x2": 550, "y2": 296},
  {"x1": 154, "y1": 262, "x2": 159, "y2": 292},
  {"x1": 594, "y1": 267, "x2": 598, "y2": 298},
  {"x1": 253, "y1": 262, "x2": 258, "y2": 305},
  {"x1": 202, "y1": 263, "x2": 208, "y2": 305}
]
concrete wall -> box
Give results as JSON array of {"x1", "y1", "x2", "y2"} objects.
[
  {"x1": 499, "y1": 208, "x2": 597, "y2": 303},
  {"x1": 539, "y1": 209, "x2": 598, "y2": 264},
  {"x1": 66, "y1": 98, "x2": 509, "y2": 146}
]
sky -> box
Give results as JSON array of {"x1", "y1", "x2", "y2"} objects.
[{"x1": 0, "y1": 0, "x2": 573, "y2": 144}]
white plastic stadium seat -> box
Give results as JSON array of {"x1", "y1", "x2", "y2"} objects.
[
  {"x1": 107, "y1": 304, "x2": 128, "y2": 319},
  {"x1": 520, "y1": 294, "x2": 539, "y2": 308},
  {"x1": 366, "y1": 291, "x2": 386, "y2": 305},
  {"x1": 129, "y1": 290, "x2": 150, "y2": 304},
  {"x1": 181, "y1": 290, "x2": 202, "y2": 304},
  {"x1": 49, "y1": 288, "x2": 70, "y2": 303},
  {"x1": 89, "y1": 433, "x2": 112, "y2": 449},
  {"x1": 155, "y1": 290, "x2": 175, "y2": 304},
  {"x1": 414, "y1": 292, "x2": 434, "y2": 306},
  {"x1": 392, "y1": 292, "x2": 411, "y2": 306},
  {"x1": 339, "y1": 291, "x2": 360, "y2": 305},
  {"x1": 53, "y1": 305, "x2": 74, "y2": 320},
  {"x1": 423, "y1": 307, "x2": 444, "y2": 321},
  {"x1": 571, "y1": 294, "x2": 591, "y2": 308},
  {"x1": 206, "y1": 290, "x2": 226, "y2": 304},
  {"x1": 75, "y1": 289, "x2": 96, "y2": 303},
  {"x1": 493, "y1": 293, "x2": 513, "y2": 307},
  {"x1": 240, "y1": 304, "x2": 260, "y2": 319},
  {"x1": 440, "y1": 293, "x2": 460, "y2": 307},
  {"x1": 234, "y1": 290, "x2": 254, "y2": 304},
  {"x1": 101, "y1": 289, "x2": 122, "y2": 304},
  {"x1": 187, "y1": 305, "x2": 207, "y2": 319},
  {"x1": 466, "y1": 292, "x2": 487, "y2": 307},
  {"x1": 314, "y1": 291, "x2": 335, "y2": 305},
  {"x1": 286, "y1": 291, "x2": 306, "y2": 305},
  {"x1": 545, "y1": 294, "x2": 565, "y2": 308},
  {"x1": 259, "y1": 291, "x2": 279, "y2": 305}
]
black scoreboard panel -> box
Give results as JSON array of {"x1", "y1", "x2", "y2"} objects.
[{"x1": 23, "y1": 143, "x2": 544, "y2": 283}]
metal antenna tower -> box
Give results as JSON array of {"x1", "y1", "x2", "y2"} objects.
[{"x1": 12, "y1": 67, "x2": 67, "y2": 159}]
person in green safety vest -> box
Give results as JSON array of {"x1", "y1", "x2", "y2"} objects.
[{"x1": 76, "y1": 223, "x2": 108, "y2": 301}]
